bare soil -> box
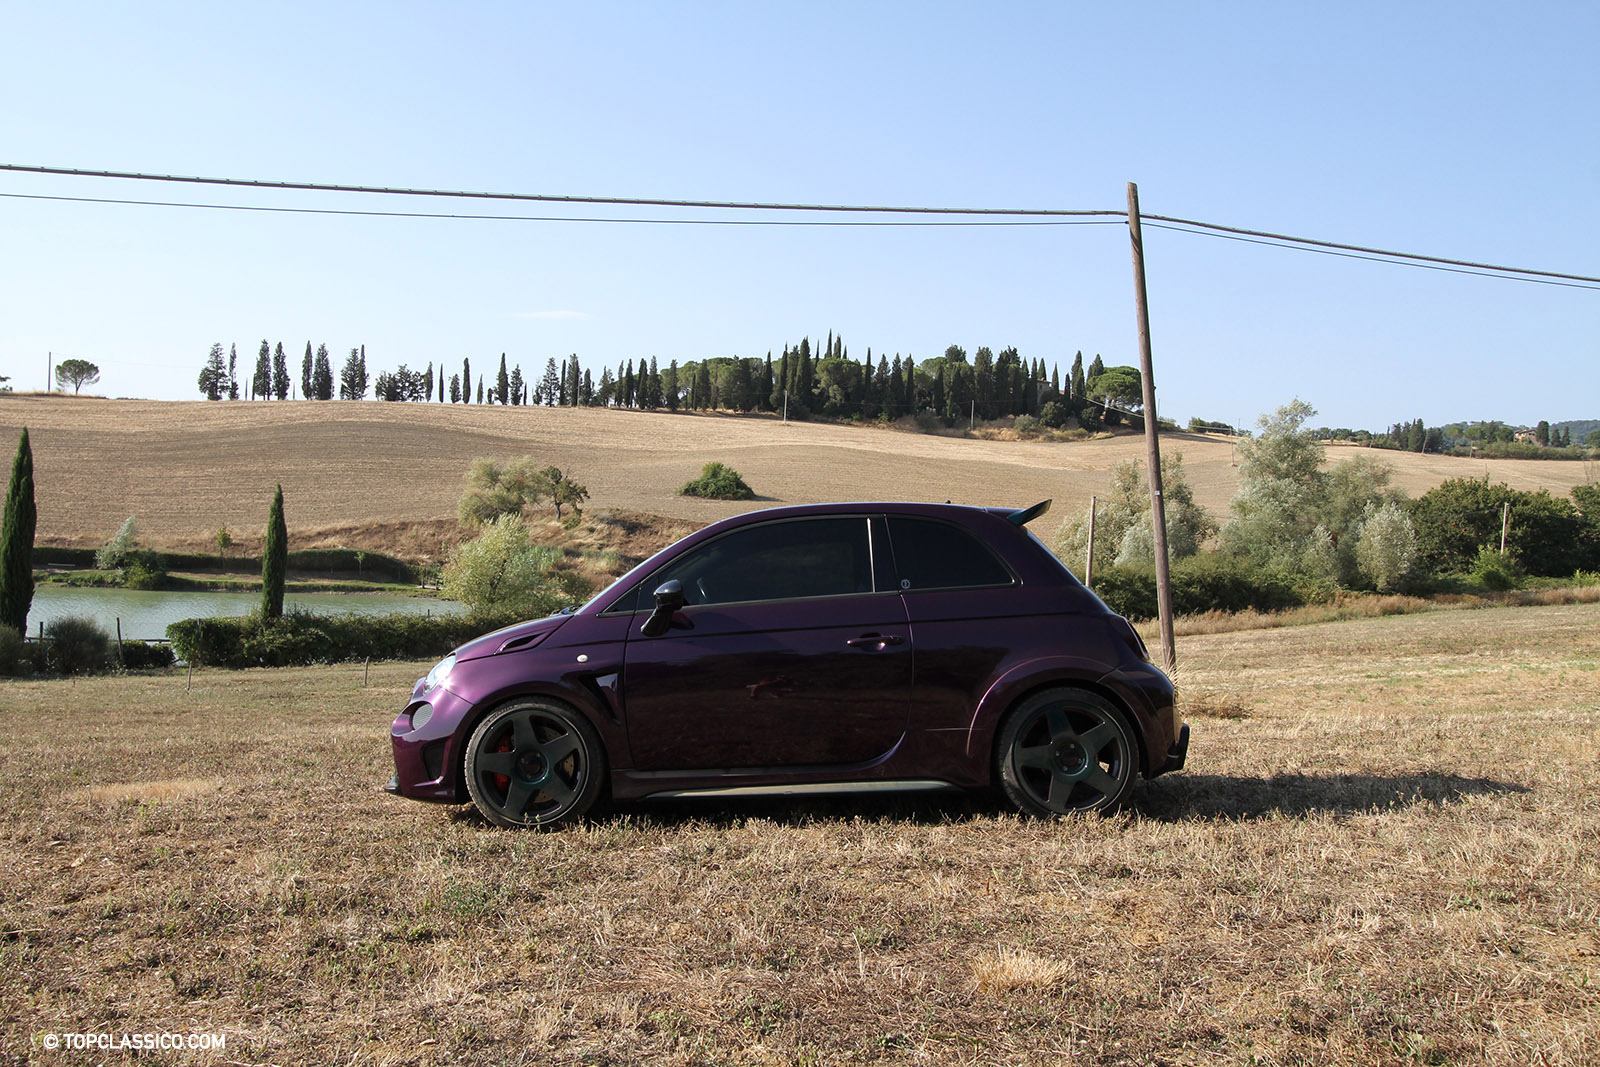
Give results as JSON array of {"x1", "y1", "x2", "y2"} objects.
[{"x1": 4, "y1": 395, "x2": 1592, "y2": 560}]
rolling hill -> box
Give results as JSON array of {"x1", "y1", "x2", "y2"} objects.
[{"x1": 2, "y1": 394, "x2": 1593, "y2": 560}]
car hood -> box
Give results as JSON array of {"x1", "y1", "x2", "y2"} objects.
[{"x1": 455, "y1": 612, "x2": 575, "y2": 662}]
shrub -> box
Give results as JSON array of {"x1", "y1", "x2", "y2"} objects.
[
  {"x1": 0, "y1": 623, "x2": 25, "y2": 675},
  {"x1": 1470, "y1": 546, "x2": 1518, "y2": 591},
  {"x1": 46, "y1": 615, "x2": 112, "y2": 674},
  {"x1": 679, "y1": 462, "x2": 755, "y2": 500},
  {"x1": 1012, "y1": 415, "x2": 1040, "y2": 435},
  {"x1": 442, "y1": 514, "x2": 589, "y2": 617},
  {"x1": 166, "y1": 609, "x2": 518, "y2": 668},
  {"x1": 1038, "y1": 401, "x2": 1070, "y2": 429},
  {"x1": 122, "y1": 550, "x2": 167, "y2": 590},
  {"x1": 120, "y1": 640, "x2": 176, "y2": 669},
  {"x1": 1086, "y1": 556, "x2": 1303, "y2": 621}
]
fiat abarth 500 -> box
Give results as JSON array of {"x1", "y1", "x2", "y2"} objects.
[{"x1": 387, "y1": 500, "x2": 1188, "y2": 827}]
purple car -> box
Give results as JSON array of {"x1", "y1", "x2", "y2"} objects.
[{"x1": 387, "y1": 500, "x2": 1187, "y2": 827}]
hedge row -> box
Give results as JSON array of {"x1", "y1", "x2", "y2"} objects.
[
  {"x1": 1087, "y1": 556, "x2": 1305, "y2": 621},
  {"x1": 165, "y1": 609, "x2": 518, "y2": 668},
  {"x1": 34, "y1": 546, "x2": 418, "y2": 583}
]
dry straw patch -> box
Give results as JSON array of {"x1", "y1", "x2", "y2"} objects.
[{"x1": 1, "y1": 603, "x2": 1598, "y2": 1065}]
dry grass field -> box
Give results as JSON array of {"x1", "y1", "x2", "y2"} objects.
[
  {"x1": 3, "y1": 395, "x2": 1593, "y2": 560},
  {"x1": 3, "y1": 603, "x2": 1597, "y2": 1065}
]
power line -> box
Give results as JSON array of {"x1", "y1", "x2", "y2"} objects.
[
  {"x1": 1143, "y1": 221, "x2": 1600, "y2": 292},
  {"x1": 4, "y1": 162, "x2": 1597, "y2": 287},
  {"x1": 1143, "y1": 214, "x2": 1600, "y2": 287},
  {"x1": 0, "y1": 164, "x2": 1120, "y2": 218},
  {"x1": 0, "y1": 191, "x2": 1123, "y2": 228}
]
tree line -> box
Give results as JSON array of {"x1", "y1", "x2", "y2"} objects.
[{"x1": 196, "y1": 333, "x2": 1155, "y2": 431}]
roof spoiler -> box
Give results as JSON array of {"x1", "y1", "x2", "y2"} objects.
[{"x1": 1006, "y1": 499, "x2": 1052, "y2": 527}]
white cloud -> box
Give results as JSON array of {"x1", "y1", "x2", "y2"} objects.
[{"x1": 511, "y1": 310, "x2": 589, "y2": 320}]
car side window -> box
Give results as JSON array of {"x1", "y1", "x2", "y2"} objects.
[
  {"x1": 886, "y1": 516, "x2": 1015, "y2": 591},
  {"x1": 646, "y1": 517, "x2": 875, "y2": 607}
]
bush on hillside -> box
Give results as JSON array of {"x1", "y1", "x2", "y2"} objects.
[{"x1": 679, "y1": 462, "x2": 755, "y2": 500}]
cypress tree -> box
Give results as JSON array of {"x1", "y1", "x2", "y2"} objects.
[
  {"x1": 425, "y1": 362, "x2": 435, "y2": 402},
  {"x1": 253, "y1": 340, "x2": 271, "y2": 400},
  {"x1": 301, "y1": 342, "x2": 313, "y2": 400},
  {"x1": 0, "y1": 429, "x2": 36, "y2": 634},
  {"x1": 497, "y1": 353, "x2": 510, "y2": 405},
  {"x1": 261, "y1": 484, "x2": 287, "y2": 621},
  {"x1": 477, "y1": 380, "x2": 484, "y2": 404},
  {"x1": 462, "y1": 358, "x2": 471, "y2": 403},
  {"x1": 273, "y1": 342, "x2": 289, "y2": 400}
]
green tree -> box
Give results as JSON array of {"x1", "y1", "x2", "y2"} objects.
[
  {"x1": 538, "y1": 466, "x2": 589, "y2": 520},
  {"x1": 312, "y1": 345, "x2": 333, "y2": 400},
  {"x1": 1085, "y1": 365, "x2": 1142, "y2": 424},
  {"x1": 261, "y1": 485, "x2": 287, "y2": 621},
  {"x1": 216, "y1": 524, "x2": 233, "y2": 559},
  {"x1": 54, "y1": 358, "x2": 100, "y2": 395},
  {"x1": 228, "y1": 344, "x2": 239, "y2": 400},
  {"x1": 1408, "y1": 478, "x2": 1594, "y2": 577},
  {"x1": 274, "y1": 340, "x2": 290, "y2": 399},
  {"x1": 0, "y1": 429, "x2": 36, "y2": 633},
  {"x1": 300, "y1": 342, "x2": 313, "y2": 399},
  {"x1": 498, "y1": 353, "x2": 511, "y2": 405},
  {"x1": 1054, "y1": 452, "x2": 1216, "y2": 574},
  {"x1": 253, "y1": 340, "x2": 271, "y2": 399},
  {"x1": 95, "y1": 515, "x2": 138, "y2": 569},
  {"x1": 198, "y1": 343, "x2": 227, "y2": 400},
  {"x1": 339, "y1": 346, "x2": 369, "y2": 400},
  {"x1": 1354, "y1": 500, "x2": 1418, "y2": 591},
  {"x1": 1218, "y1": 399, "x2": 1326, "y2": 569},
  {"x1": 462, "y1": 358, "x2": 471, "y2": 403}
]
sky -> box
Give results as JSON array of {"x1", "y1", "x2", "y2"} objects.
[{"x1": 2, "y1": 1, "x2": 1596, "y2": 430}]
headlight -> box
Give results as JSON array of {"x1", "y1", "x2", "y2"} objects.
[{"x1": 424, "y1": 653, "x2": 457, "y2": 691}]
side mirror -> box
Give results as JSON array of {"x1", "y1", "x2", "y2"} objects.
[{"x1": 640, "y1": 579, "x2": 687, "y2": 637}]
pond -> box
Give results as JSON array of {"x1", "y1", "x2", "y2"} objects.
[{"x1": 24, "y1": 586, "x2": 466, "y2": 642}]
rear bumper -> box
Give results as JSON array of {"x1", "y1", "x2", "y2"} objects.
[{"x1": 1160, "y1": 722, "x2": 1190, "y2": 775}]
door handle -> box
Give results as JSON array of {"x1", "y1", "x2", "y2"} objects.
[{"x1": 847, "y1": 633, "x2": 905, "y2": 648}]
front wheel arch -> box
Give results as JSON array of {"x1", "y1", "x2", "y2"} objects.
[{"x1": 462, "y1": 697, "x2": 608, "y2": 828}]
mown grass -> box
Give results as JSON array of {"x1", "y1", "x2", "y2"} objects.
[{"x1": 1, "y1": 603, "x2": 1597, "y2": 1065}]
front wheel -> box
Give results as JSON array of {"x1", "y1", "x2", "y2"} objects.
[
  {"x1": 464, "y1": 699, "x2": 606, "y2": 828},
  {"x1": 996, "y1": 688, "x2": 1139, "y2": 816}
]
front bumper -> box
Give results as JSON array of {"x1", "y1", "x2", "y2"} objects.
[{"x1": 389, "y1": 683, "x2": 477, "y2": 803}]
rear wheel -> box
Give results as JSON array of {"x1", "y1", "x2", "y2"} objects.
[
  {"x1": 464, "y1": 699, "x2": 605, "y2": 828},
  {"x1": 996, "y1": 687, "x2": 1139, "y2": 815}
]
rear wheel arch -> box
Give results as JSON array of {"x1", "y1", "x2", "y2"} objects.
[{"x1": 992, "y1": 684, "x2": 1143, "y2": 816}]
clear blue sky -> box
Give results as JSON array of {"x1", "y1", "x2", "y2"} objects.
[{"x1": 3, "y1": 1, "x2": 1595, "y2": 429}]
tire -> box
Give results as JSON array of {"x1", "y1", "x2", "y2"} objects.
[
  {"x1": 463, "y1": 699, "x2": 606, "y2": 828},
  {"x1": 996, "y1": 687, "x2": 1139, "y2": 816}
]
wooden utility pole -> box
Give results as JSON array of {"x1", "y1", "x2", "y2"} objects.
[{"x1": 1126, "y1": 182, "x2": 1176, "y2": 675}]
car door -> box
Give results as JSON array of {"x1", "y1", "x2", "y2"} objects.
[{"x1": 620, "y1": 515, "x2": 912, "y2": 770}]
